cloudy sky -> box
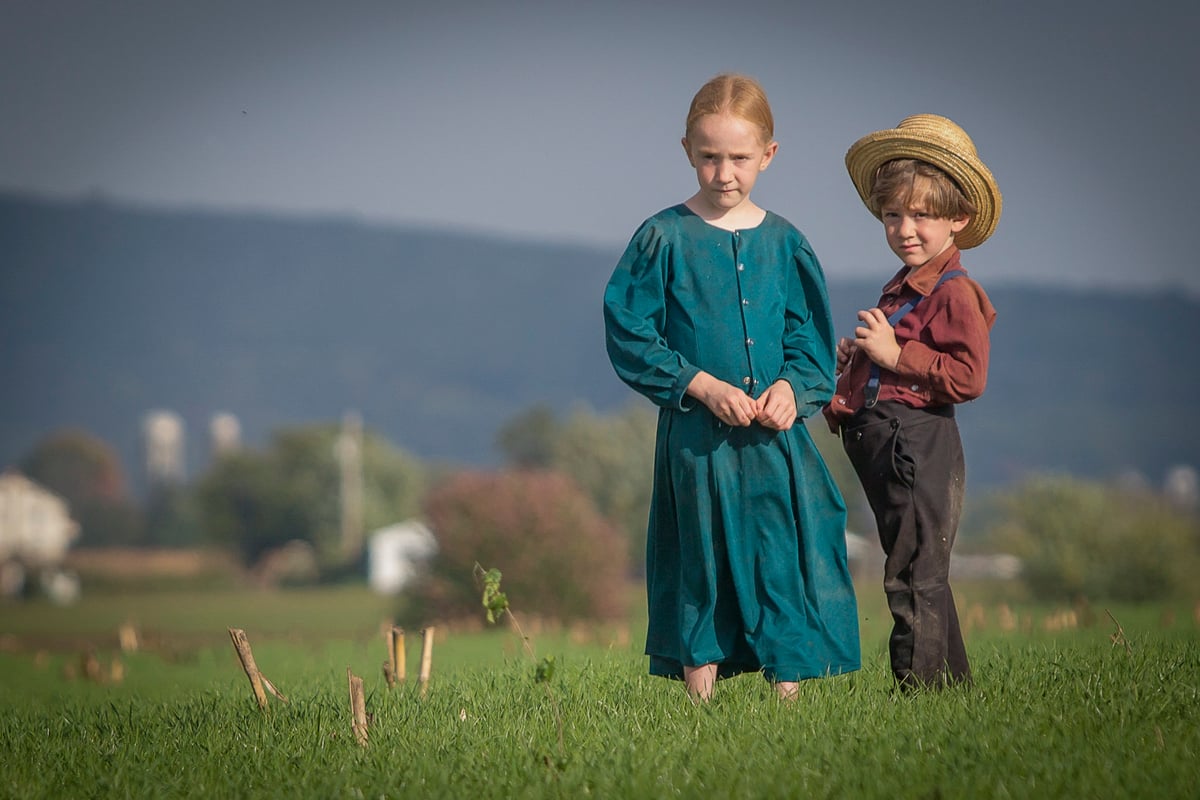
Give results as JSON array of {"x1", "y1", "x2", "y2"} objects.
[{"x1": 2, "y1": 0, "x2": 1196, "y2": 292}]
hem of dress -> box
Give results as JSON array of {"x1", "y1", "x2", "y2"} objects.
[{"x1": 648, "y1": 655, "x2": 861, "y2": 682}]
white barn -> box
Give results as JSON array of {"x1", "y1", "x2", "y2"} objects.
[
  {"x1": 367, "y1": 519, "x2": 437, "y2": 594},
  {"x1": 0, "y1": 471, "x2": 80, "y2": 599},
  {"x1": 0, "y1": 470, "x2": 79, "y2": 566}
]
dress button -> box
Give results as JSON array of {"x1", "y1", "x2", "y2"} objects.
[
  {"x1": 742, "y1": 298, "x2": 749, "y2": 306},
  {"x1": 737, "y1": 264, "x2": 745, "y2": 271},
  {"x1": 742, "y1": 376, "x2": 751, "y2": 385},
  {"x1": 746, "y1": 338, "x2": 754, "y2": 346}
]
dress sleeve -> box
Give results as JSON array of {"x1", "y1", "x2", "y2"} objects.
[
  {"x1": 776, "y1": 237, "x2": 837, "y2": 419},
  {"x1": 603, "y1": 221, "x2": 701, "y2": 410}
]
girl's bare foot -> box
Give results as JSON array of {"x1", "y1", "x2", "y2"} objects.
[{"x1": 684, "y1": 664, "x2": 717, "y2": 702}]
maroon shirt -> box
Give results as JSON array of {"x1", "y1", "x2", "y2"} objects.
[{"x1": 823, "y1": 246, "x2": 997, "y2": 433}]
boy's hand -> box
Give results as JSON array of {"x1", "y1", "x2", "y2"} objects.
[
  {"x1": 835, "y1": 337, "x2": 857, "y2": 376},
  {"x1": 854, "y1": 308, "x2": 902, "y2": 370},
  {"x1": 686, "y1": 371, "x2": 757, "y2": 427},
  {"x1": 755, "y1": 380, "x2": 797, "y2": 431}
]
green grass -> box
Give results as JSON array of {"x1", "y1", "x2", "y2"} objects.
[
  {"x1": 1, "y1": 585, "x2": 1198, "y2": 799},
  {"x1": 0, "y1": 584, "x2": 399, "y2": 639}
]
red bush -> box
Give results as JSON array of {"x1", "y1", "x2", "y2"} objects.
[{"x1": 416, "y1": 469, "x2": 630, "y2": 623}]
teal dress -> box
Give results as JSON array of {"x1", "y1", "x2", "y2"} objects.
[{"x1": 604, "y1": 205, "x2": 860, "y2": 682}]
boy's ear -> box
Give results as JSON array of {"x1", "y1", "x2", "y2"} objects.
[{"x1": 950, "y1": 214, "x2": 970, "y2": 234}]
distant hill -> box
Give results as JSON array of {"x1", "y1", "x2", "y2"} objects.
[{"x1": 2, "y1": 191, "x2": 1196, "y2": 495}]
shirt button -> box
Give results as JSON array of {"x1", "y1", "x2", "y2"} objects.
[
  {"x1": 746, "y1": 338, "x2": 754, "y2": 346},
  {"x1": 838, "y1": 398, "x2": 846, "y2": 405},
  {"x1": 742, "y1": 376, "x2": 751, "y2": 385},
  {"x1": 910, "y1": 384, "x2": 920, "y2": 391},
  {"x1": 742, "y1": 298, "x2": 749, "y2": 306},
  {"x1": 737, "y1": 263, "x2": 745, "y2": 271}
]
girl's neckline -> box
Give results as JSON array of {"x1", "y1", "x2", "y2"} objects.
[{"x1": 677, "y1": 203, "x2": 770, "y2": 233}]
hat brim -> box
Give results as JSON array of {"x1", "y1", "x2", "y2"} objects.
[{"x1": 845, "y1": 129, "x2": 1001, "y2": 249}]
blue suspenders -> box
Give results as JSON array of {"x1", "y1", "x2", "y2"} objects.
[{"x1": 863, "y1": 269, "x2": 967, "y2": 409}]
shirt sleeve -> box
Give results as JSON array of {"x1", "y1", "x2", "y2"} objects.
[
  {"x1": 776, "y1": 237, "x2": 837, "y2": 419},
  {"x1": 894, "y1": 278, "x2": 994, "y2": 403},
  {"x1": 603, "y1": 221, "x2": 701, "y2": 410}
]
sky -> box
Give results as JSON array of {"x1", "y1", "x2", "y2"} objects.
[{"x1": 2, "y1": 0, "x2": 1197, "y2": 293}]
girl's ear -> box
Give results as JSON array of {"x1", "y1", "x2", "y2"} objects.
[
  {"x1": 759, "y1": 140, "x2": 779, "y2": 171},
  {"x1": 681, "y1": 136, "x2": 694, "y2": 167}
]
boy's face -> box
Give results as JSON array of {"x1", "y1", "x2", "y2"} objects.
[
  {"x1": 880, "y1": 190, "x2": 969, "y2": 268},
  {"x1": 681, "y1": 113, "x2": 777, "y2": 217}
]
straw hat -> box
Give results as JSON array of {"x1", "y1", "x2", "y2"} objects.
[{"x1": 845, "y1": 114, "x2": 1001, "y2": 249}]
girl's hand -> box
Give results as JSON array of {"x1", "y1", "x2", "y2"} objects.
[
  {"x1": 755, "y1": 380, "x2": 797, "y2": 431},
  {"x1": 854, "y1": 308, "x2": 902, "y2": 370},
  {"x1": 686, "y1": 371, "x2": 757, "y2": 427},
  {"x1": 835, "y1": 337, "x2": 857, "y2": 376}
]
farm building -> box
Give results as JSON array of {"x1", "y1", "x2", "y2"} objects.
[
  {"x1": 0, "y1": 470, "x2": 80, "y2": 598},
  {"x1": 367, "y1": 520, "x2": 437, "y2": 594},
  {"x1": 0, "y1": 470, "x2": 79, "y2": 565}
]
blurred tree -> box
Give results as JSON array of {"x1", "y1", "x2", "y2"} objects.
[
  {"x1": 500, "y1": 403, "x2": 654, "y2": 572},
  {"x1": 194, "y1": 423, "x2": 426, "y2": 570},
  {"x1": 416, "y1": 469, "x2": 629, "y2": 624},
  {"x1": 194, "y1": 450, "x2": 290, "y2": 565},
  {"x1": 143, "y1": 483, "x2": 204, "y2": 548},
  {"x1": 549, "y1": 404, "x2": 656, "y2": 572},
  {"x1": 19, "y1": 429, "x2": 144, "y2": 546},
  {"x1": 20, "y1": 428, "x2": 126, "y2": 504},
  {"x1": 983, "y1": 475, "x2": 1200, "y2": 602},
  {"x1": 495, "y1": 404, "x2": 559, "y2": 468}
]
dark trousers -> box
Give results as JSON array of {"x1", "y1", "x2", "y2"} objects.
[{"x1": 841, "y1": 401, "x2": 971, "y2": 688}]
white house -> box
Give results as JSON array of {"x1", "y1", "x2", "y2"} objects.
[
  {"x1": 0, "y1": 471, "x2": 80, "y2": 600},
  {"x1": 367, "y1": 519, "x2": 437, "y2": 594},
  {"x1": 0, "y1": 470, "x2": 79, "y2": 567}
]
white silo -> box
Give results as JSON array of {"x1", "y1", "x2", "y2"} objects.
[
  {"x1": 210, "y1": 412, "x2": 242, "y2": 456},
  {"x1": 143, "y1": 410, "x2": 185, "y2": 485}
]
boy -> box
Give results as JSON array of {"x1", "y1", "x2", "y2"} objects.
[{"x1": 824, "y1": 114, "x2": 1000, "y2": 689}]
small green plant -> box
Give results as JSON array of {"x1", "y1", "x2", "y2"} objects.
[
  {"x1": 475, "y1": 563, "x2": 565, "y2": 761},
  {"x1": 534, "y1": 655, "x2": 556, "y2": 684},
  {"x1": 480, "y1": 566, "x2": 508, "y2": 624}
]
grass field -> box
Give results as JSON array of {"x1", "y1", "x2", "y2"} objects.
[{"x1": 1, "y1": 583, "x2": 1197, "y2": 799}]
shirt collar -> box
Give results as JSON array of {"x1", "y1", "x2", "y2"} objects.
[{"x1": 881, "y1": 245, "x2": 963, "y2": 297}]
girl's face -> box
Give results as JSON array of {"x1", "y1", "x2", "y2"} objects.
[
  {"x1": 880, "y1": 187, "x2": 969, "y2": 268},
  {"x1": 681, "y1": 113, "x2": 777, "y2": 217}
]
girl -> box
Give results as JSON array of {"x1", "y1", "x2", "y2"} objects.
[{"x1": 603, "y1": 74, "x2": 860, "y2": 701}]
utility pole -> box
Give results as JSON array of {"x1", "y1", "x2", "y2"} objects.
[{"x1": 335, "y1": 410, "x2": 364, "y2": 562}]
